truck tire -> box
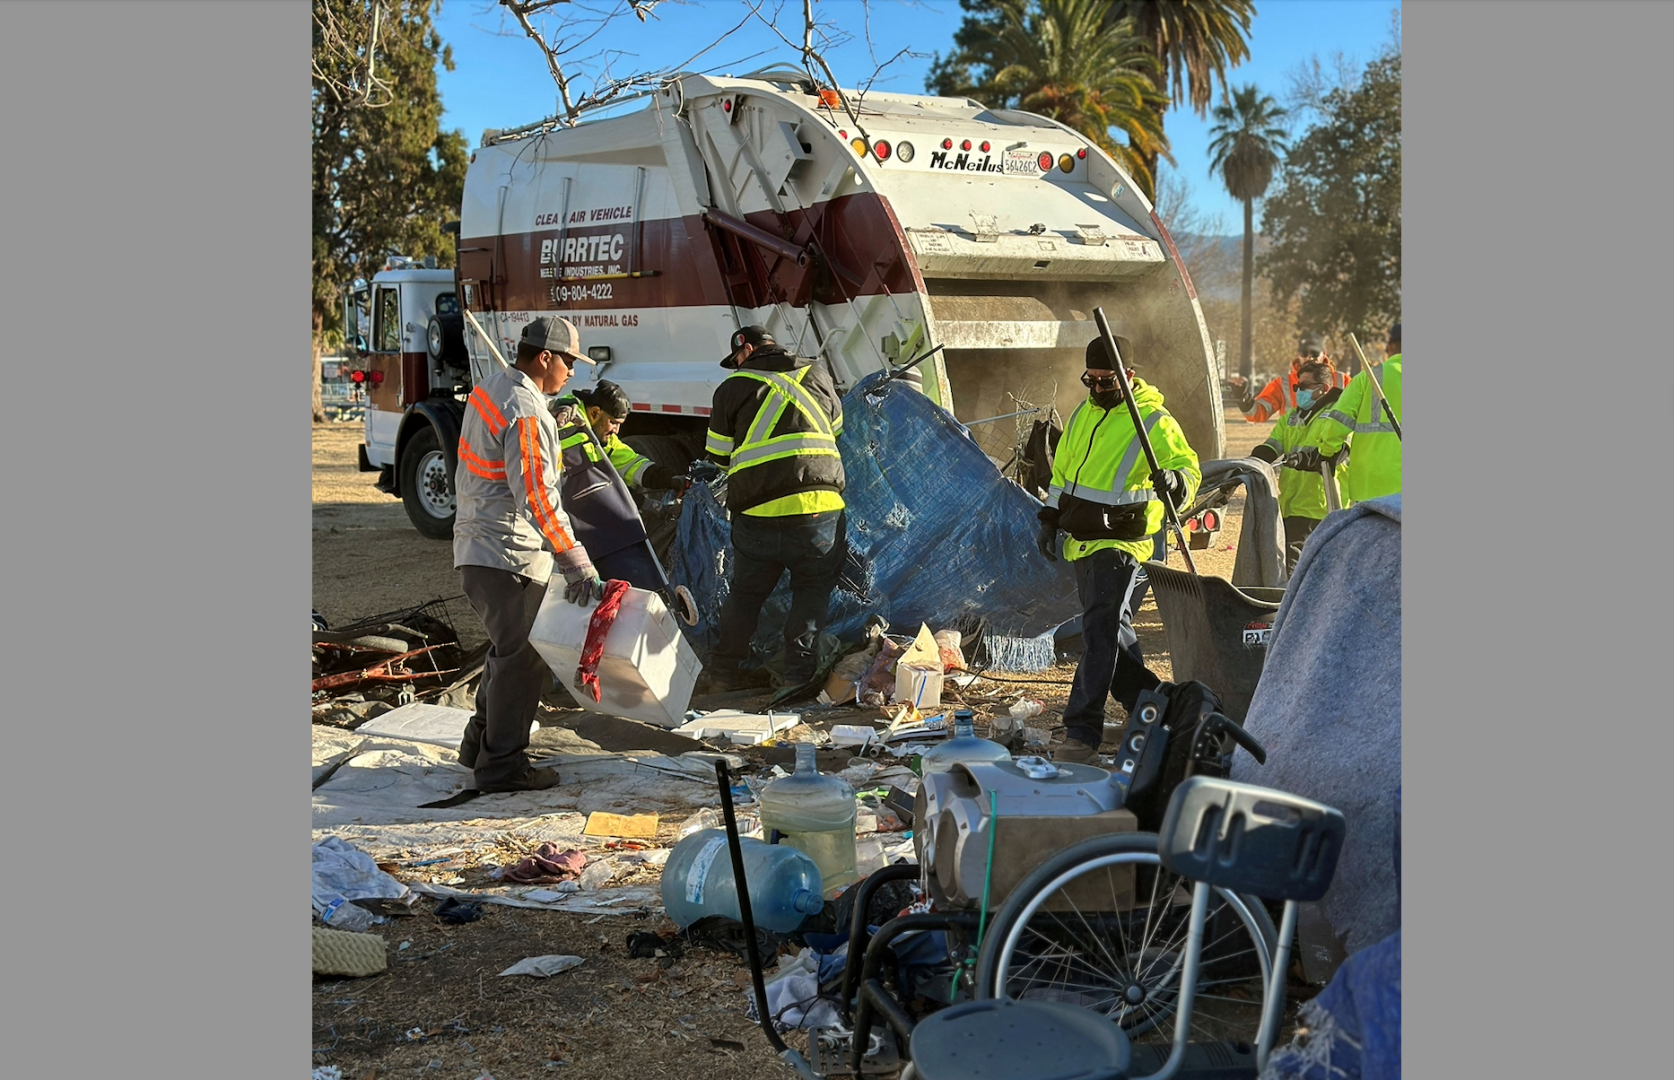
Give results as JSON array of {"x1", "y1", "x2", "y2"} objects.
[
  {"x1": 427, "y1": 314, "x2": 466, "y2": 367},
  {"x1": 400, "y1": 424, "x2": 456, "y2": 540}
]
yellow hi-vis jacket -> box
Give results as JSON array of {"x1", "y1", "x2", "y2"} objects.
[
  {"x1": 1312, "y1": 354, "x2": 1401, "y2": 504},
  {"x1": 1046, "y1": 378, "x2": 1201, "y2": 562}
]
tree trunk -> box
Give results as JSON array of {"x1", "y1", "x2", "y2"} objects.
[
  {"x1": 312, "y1": 303, "x2": 327, "y2": 423},
  {"x1": 1239, "y1": 198, "x2": 1254, "y2": 381}
]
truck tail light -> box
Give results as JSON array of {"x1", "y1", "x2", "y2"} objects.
[
  {"x1": 980, "y1": 140, "x2": 991, "y2": 152},
  {"x1": 851, "y1": 137, "x2": 868, "y2": 157},
  {"x1": 942, "y1": 138, "x2": 953, "y2": 150},
  {"x1": 896, "y1": 141, "x2": 915, "y2": 163},
  {"x1": 960, "y1": 139, "x2": 972, "y2": 151},
  {"x1": 1037, "y1": 151, "x2": 1053, "y2": 172},
  {"x1": 1059, "y1": 154, "x2": 1075, "y2": 172},
  {"x1": 369, "y1": 370, "x2": 385, "y2": 386},
  {"x1": 873, "y1": 140, "x2": 891, "y2": 161},
  {"x1": 350, "y1": 370, "x2": 366, "y2": 384},
  {"x1": 1077, "y1": 147, "x2": 1087, "y2": 159},
  {"x1": 819, "y1": 89, "x2": 841, "y2": 109}
]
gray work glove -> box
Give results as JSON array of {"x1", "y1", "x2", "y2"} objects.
[
  {"x1": 552, "y1": 548, "x2": 603, "y2": 606},
  {"x1": 1153, "y1": 468, "x2": 1188, "y2": 506},
  {"x1": 1284, "y1": 447, "x2": 1323, "y2": 472}
]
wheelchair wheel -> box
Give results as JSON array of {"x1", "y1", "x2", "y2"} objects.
[{"x1": 973, "y1": 832, "x2": 1276, "y2": 1049}]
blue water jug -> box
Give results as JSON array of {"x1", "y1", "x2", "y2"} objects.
[{"x1": 661, "y1": 829, "x2": 825, "y2": 933}]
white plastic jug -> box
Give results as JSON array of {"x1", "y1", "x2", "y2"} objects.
[{"x1": 528, "y1": 582, "x2": 702, "y2": 728}]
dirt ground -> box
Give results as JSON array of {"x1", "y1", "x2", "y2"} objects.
[{"x1": 311, "y1": 408, "x2": 1277, "y2": 1080}]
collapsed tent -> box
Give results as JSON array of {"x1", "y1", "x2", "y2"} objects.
[{"x1": 671, "y1": 372, "x2": 1083, "y2": 671}]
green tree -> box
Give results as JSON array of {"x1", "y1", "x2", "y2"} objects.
[
  {"x1": 1109, "y1": 0, "x2": 1255, "y2": 199},
  {"x1": 927, "y1": 0, "x2": 1170, "y2": 195},
  {"x1": 313, "y1": 0, "x2": 467, "y2": 421},
  {"x1": 1207, "y1": 83, "x2": 1287, "y2": 381},
  {"x1": 1259, "y1": 45, "x2": 1401, "y2": 351}
]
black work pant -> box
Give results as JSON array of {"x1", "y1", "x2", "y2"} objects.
[
  {"x1": 1061, "y1": 547, "x2": 1160, "y2": 748},
  {"x1": 1283, "y1": 515, "x2": 1322, "y2": 575},
  {"x1": 458, "y1": 565, "x2": 550, "y2": 787},
  {"x1": 711, "y1": 508, "x2": 846, "y2": 684}
]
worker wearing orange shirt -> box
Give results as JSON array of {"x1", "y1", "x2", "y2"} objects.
[{"x1": 1229, "y1": 335, "x2": 1350, "y2": 423}]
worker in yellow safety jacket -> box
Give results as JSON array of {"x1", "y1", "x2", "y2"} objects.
[
  {"x1": 697, "y1": 326, "x2": 847, "y2": 693},
  {"x1": 1251, "y1": 358, "x2": 1351, "y2": 573},
  {"x1": 1037, "y1": 335, "x2": 1201, "y2": 763},
  {"x1": 1305, "y1": 323, "x2": 1402, "y2": 504}
]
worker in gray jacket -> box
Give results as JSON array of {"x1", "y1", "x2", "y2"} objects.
[{"x1": 453, "y1": 317, "x2": 606, "y2": 792}]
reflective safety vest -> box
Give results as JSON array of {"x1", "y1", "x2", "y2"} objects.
[
  {"x1": 551, "y1": 399, "x2": 648, "y2": 561},
  {"x1": 705, "y1": 351, "x2": 846, "y2": 516},
  {"x1": 1046, "y1": 378, "x2": 1201, "y2": 563},
  {"x1": 1313, "y1": 355, "x2": 1401, "y2": 504},
  {"x1": 1263, "y1": 388, "x2": 1350, "y2": 520}
]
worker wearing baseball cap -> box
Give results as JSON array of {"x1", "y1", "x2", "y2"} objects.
[
  {"x1": 698, "y1": 325, "x2": 847, "y2": 693},
  {"x1": 1305, "y1": 323, "x2": 1401, "y2": 503},
  {"x1": 1229, "y1": 334, "x2": 1350, "y2": 423},
  {"x1": 452, "y1": 316, "x2": 601, "y2": 792}
]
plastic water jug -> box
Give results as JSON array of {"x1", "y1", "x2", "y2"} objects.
[
  {"x1": 660, "y1": 829, "x2": 825, "y2": 933},
  {"x1": 758, "y1": 743, "x2": 859, "y2": 898},
  {"x1": 919, "y1": 710, "x2": 1011, "y2": 775}
]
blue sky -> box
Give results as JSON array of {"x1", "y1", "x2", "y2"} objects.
[{"x1": 432, "y1": 0, "x2": 1397, "y2": 233}]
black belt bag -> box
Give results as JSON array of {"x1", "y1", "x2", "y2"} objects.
[{"x1": 1056, "y1": 491, "x2": 1149, "y2": 541}]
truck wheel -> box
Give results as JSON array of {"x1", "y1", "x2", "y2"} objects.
[
  {"x1": 400, "y1": 425, "x2": 455, "y2": 540},
  {"x1": 622, "y1": 432, "x2": 704, "y2": 475}
]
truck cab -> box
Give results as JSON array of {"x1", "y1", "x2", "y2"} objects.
[{"x1": 342, "y1": 258, "x2": 471, "y2": 538}]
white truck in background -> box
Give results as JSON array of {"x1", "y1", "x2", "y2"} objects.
[{"x1": 342, "y1": 68, "x2": 1223, "y2": 538}]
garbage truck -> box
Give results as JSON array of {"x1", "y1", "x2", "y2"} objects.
[{"x1": 342, "y1": 67, "x2": 1224, "y2": 539}]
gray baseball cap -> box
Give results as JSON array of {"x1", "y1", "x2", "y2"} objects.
[{"x1": 521, "y1": 316, "x2": 593, "y2": 364}]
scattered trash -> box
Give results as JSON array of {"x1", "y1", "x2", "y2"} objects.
[
  {"x1": 312, "y1": 927, "x2": 387, "y2": 977},
  {"x1": 528, "y1": 584, "x2": 701, "y2": 728},
  {"x1": 744, "y1": 945, "x2": 846, "y2": 1031},
  {"x1": 434, "y1": 897, "x2": 484, "y2": 925},
  {"x1": 577, "y1": 859, "x2": 616, "y2": 891},
  {"x1": 520, "y1": 886, "x2": 580, "y2": 902},
  {"x1": 312, "y1": 1067, "x2": 344, "y2": 1080},
  {"x1": 499, "y1": 954, "x2": 585, "y2": 978},
  {"x1": 671, "y1": 710, "x2": 801, "y2": 746},
  {"x1": 828, "y1": 724, "x2": 883, "y2": 750},
  {"x1": 662, "y1": 830, "x2": 825, "y2": 933},
  {"x1": 933, "y1": 629, "x2": 968, "y2": 672},
  {"x1": 407, "y1": 1027, "x2": 427, "y2": 1040},
  {"x1": 677, "y1": 807, "x2": 761, "y2": 840},
  {"x1": 583, "y1": 811, "x2": 659, "y2": 839},
  {"x1": 493, "y1": 843, "x2": 587, "y2": 885}
]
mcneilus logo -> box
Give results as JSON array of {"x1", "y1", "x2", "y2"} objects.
[{"x1": 928, "y1": 150, "x2": 1003, "y2": 174}]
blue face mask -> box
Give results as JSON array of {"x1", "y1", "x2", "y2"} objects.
[{"x1": 1295, "y1": 389, "x2": 1316, "y2": 409}]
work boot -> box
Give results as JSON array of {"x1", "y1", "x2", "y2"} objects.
[
  {"x1": 1053, "y1": 738, "x2": 1103, "y2": 765},
  {"x1": 476, "y1": 765, "x2": 560, "y2": 793}
]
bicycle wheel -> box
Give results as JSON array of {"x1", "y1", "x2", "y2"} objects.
[{"x1": 972, "y1": 832, "x2": 1276, "y2": 1049}]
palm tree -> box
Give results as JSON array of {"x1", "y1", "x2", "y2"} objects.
[
  {"x1": 1207, "y1": 83, "x2": 1288, "y2": 382},
  {"x1": 1111, "y1": 0, "x2": 1256, "y2": 196},
  {"x1": 985, "y1": 0, "x2": 1172, "y2": 194}
]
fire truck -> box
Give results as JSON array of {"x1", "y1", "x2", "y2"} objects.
[{"x1": 343, "y1": 68, "x2": 1223, "y2": 539}]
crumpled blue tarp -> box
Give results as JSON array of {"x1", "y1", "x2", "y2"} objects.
[
  {"x1": 1261, "y1": 930, "x2": 1401, "y2": 1080},
  {"x1": 672, "y1": 372, "x2": 1083, "y2": 671}
]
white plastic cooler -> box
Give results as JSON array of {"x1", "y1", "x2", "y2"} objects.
[{"x1": 528, "y1": 581, "x2": 703, "y2": 728}]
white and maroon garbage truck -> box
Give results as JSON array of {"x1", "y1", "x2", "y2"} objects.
[{"x1": 341, "y1": 67, "x2": 1224, "y2": 539}]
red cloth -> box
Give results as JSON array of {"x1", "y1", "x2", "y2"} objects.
[
  {"x1": 576, "y1": 579, "x2": 631, "y2": 702},
  {"x1": 499, "y1": 843, "x2": 587, "y2": 884}
]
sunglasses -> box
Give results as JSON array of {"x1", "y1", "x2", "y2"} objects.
[{"x1": 1081, "y1": 372, "x2": 1119, "y2": 389}]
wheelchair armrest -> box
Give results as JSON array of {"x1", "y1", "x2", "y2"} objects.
[{"x1": 1157, "y1": 776, "x2": 1346, "y2": 902}]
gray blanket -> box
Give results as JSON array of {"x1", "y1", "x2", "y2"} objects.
[
  {"x1": 1197, "y1": 458, "x2": 1287, "y2": 590},
  {"x1": 1231, "y1": 495, "x2": 1401, "y2": 954}
]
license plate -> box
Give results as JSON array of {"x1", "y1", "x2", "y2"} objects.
[{"x1": 1004, "y1": 149, "x2": 1040, "y2": 176}]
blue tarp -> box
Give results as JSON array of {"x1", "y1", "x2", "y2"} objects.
[{"x1": 671, "y1": 372, "x2": 1083, "y2": 672}]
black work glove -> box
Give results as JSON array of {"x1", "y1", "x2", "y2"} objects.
[
  {"x1": 1325, "y1": 445, "x2": 1350, "y2": 468},
  {"x1": 1036, "y1": 508, "x2": 1060, "y2": 562},
  {"x1": 1250, "y1": 443, "x2": 1279, "y2": 465},
  {"x1": 1285, "y1": 447, "x2": 1323, "y2": 472},
  {"x1": 1153, "y1": 468, "x2": 1188, "y2": 506}
]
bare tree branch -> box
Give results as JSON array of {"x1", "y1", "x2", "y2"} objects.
[{"x1": 313, "y1": 0, "x2": 396, "y2": 109}]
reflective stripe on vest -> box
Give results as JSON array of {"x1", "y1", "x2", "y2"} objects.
[
  {"x1": 1059, "y1": 411, "x2": 1164, "y2": 506},
  {"x1": 726, "y1": 366, "x2": 839, "y2": 470}
]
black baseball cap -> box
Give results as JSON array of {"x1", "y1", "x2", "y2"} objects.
[
  {"x1": 721, "y1": 325, "x2": 774, "y2": 367},
  {"x1": 579, "y1": 380, "x2": 632, "y2": 420},
  {"x1": 1298, "y1": 335, "x2": 1323, "y2": 358}
]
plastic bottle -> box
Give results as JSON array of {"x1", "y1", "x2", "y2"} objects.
[
  {"x1": 919, "y1": 710, "x2": 1012, "y2": 775},
  {"x1": 317, "y1": 895, "x2": 378, "y2": 933},
  {"x1": 660, "y1": 828, "x2": 825, "y2": 933},
  {"x1": 1008, "y1": 698, "x2": 1044, "y2": 720},
  {"x1": 757, "y1": 743, "x2": 859, "y2": 898}
]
